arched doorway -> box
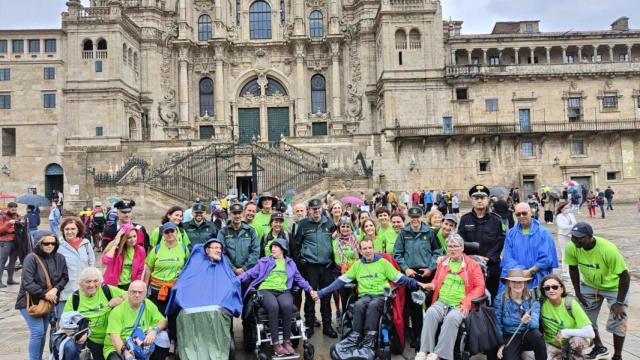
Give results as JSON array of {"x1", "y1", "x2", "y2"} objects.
[
  {"x1": 44, "y1": 163, "x2": 64, "y2": 201},
  {"x1": 237, "y1": 76, "x2": 290, "y2": 143}
]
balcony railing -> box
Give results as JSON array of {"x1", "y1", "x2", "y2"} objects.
[
  {"x1": 96, "y1": 50, "x2": 108, "y2": 59},
  {"x1": 386, "y1": 118, "x2": 640, "y2": 138},
  {"x1": 82, "y1": 51, "x2": 93, "y2": 59},
  {"x1": 446, "y1": 62, "x2": 640, "y2": 78}
]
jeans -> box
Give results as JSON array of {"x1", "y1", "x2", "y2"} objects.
[
  {"x1": 20, "y1": 307, "x2": 51, "y2": 360},
  {"x1": 598, "y1": 204, "x2": 606, "y2": 218},
  {"x1": 606, "y1": 197, "x2": 613, "y2": 210},
  {"x1": 0, "y1": 241, "x2": 17, "y2": 284},
  {"x1": 352, "y1": 295, "x2": 385, "y2": 333}
]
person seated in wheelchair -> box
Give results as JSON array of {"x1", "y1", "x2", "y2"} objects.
[
  {"x1": 238, "y1": 238, "x2": 315, "y2": 357},
  {"x1": 315, "y1": 238, "x2": 429, "y2": 358},
  {"x1": 415, "y1": 234, "x2": 486, "y2": 360}
]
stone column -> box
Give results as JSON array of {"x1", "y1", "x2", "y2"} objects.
[
  {"x1": 626, "y1": 44, "x2": 632, "y2": 61},
  {"x1": 214, "y1": 56, "x2": 225, "y2": 122},
  {"x1": 467, "y1": 50, "x2": 472, "y2": 64},
  {"x1": 498, "y1": 49, "x2": 504, "y2": 64},
  {"x1": 593, "y1": 45, "x2": 599, "y2": 61},
  {"x1": 482, "y1": 49, "x2": 488, "y2": 65},
  {"x1": 562, "y1": 47, "x2": 567, "y2": 63},
  {"x1": 514, "y1": 48, "x2": 520, "y2": 64},
  {"x1": 330, "y1": 42, "x2": 341, "y2": 117},
  {"x1": 451, "y1": 49, "x2": 457, "y2": 65},
  {"x1": 577, "y1": 46, "x2": 583, "y2": 62},
  {"x1": 178, "y1": 47, "x2": 190, "y2": 123},
  {"x1": 530, "y1": 48, "x2": 535, "y2": 64},
  {"x1": 545, "y1": 47, "x2": 551, "y2": 64},
  {"x1": 609, "y1": 45, "x2": 614, "y2": 62},
  {"x1": 293, "y1": 0, "x2": 305, "y2": 36},
  {"x1": 295, "y1": 43, "x2": 306, "y2": 122}
]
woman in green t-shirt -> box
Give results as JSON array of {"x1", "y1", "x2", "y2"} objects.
[
  {"x1": 332, "y1": 216, "x2": 361, "y2": 319},
  {"x1": 539, "y1": 275, "x2": 594, "y2": 360},
  {"x1": 149, "y1": 206, "x2": 189, "y2": 248}
]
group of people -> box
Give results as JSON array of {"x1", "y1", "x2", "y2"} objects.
[{"x1": 3, "y1": 184, "x2": 630, "y2": 360}]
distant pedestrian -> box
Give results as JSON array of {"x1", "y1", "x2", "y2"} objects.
[
  {"x1": 0, "y1": 202, "x2": 20, "y2": 287},
  {"x1": 604, "y1": 186, "x2": 615, "y2": 211},
  {"x1": 25, "y1": 205, "x2": 40, "y2": 242},
  {"x1": 49, "y1": 201, "x2": 62, "y2": 239},
  {"x1": 554, "y1": 201, "x2": 576, "y2": 277},
  {"x1": 596, "y1": 188, "x2": 606, "y2": 218}
]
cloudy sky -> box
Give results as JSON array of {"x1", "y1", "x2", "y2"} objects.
[{"x1": 0, "y1": 0, "x2": 637, "y2": 34}]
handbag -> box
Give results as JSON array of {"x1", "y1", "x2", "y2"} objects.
[
  {"x1": 26, "y1": 254, "x2": 54, "y2": 317},
  {"x1": 125, "y1": 302, "x2": 155, "y2": 359}
]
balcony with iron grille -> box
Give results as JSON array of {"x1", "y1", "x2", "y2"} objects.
[{"x1": 446, "y1": 62, "x2": 640, "y2": 80}]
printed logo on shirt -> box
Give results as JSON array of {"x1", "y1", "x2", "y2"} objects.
[{"x1": 577, "y1": 261, "x2": 601, "y2": 270}]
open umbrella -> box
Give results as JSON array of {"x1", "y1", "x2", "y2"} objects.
[
  {"x1": 562, "y1": 180, "x2": 577, "y2": 187},
  {"x1": 340, "y1": 196, "x2": 364, "y2": 206},
  {"x1": 489, "y1": 187, "x2": 509, "y2": 196},
  {"x1": 0, "y1": 192, "x2": 16, "y2": 205},
  {"x1": 285, "y1": 189, "x2": 298, "y2": 196},
  {"x1": 546, "y1": 191, "x2": 560, "y2": 200},
  {"x1": 107, "y1": 197, "x2": 121, "y2": 206},
  {"x1": 16, "y1": 193, "x2": 51, "y2": 207}
]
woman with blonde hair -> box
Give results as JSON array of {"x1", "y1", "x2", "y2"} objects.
[{"x1": 425, "y1": 210, "x2": 444, "y2": 228}]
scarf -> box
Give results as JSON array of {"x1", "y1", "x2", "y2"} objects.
[{"x1": 332, "y1": 230, "x2": 359, "y2": 265}]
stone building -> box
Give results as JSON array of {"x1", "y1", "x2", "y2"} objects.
[{"x1": 0, "y1": 0, "x2": 639, "y2": 209}]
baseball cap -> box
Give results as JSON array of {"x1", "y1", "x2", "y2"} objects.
[
  {"x1": 443, "y1": 214, "x2": 459, "y2": 224},
  {"x1": 571, "y1": 222, "x2": 593, "y2": 238},
  {"x1": 270, "y1": 212, "x2": 285, "y2": 223},
  {"x1": 161, "y1": 222, "x2": 177, "y2": 233},
  {"x1": 308, "y1": 199, "x2": 322, "y2": 209}
]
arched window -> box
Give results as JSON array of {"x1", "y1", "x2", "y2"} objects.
[
  {"x1": 395, "y1": 29, "x2": 406, "y2": 50},
  {"x1": 310, "y1": 74, "x2": 326, "y2": 113},
  {"x1": 409, "y1": 29, "x2": 421, "y2": 49},
  {"x1": 128, "y1": 48, "x2": 133, "y2": 66},
  {"x1": 199, "y1": 77, "x2": 214, "y2": 116},
  {"x1": 129, "y1": 117, "x2": 138, "y2": 140},
  {"x1": 266, "y1": 78, "x2": 287, "y2": 96},
  {"x1": 198, "y1": 15, "x2": 212, "y2": 41},
  {"x1": 249, "y1": 1, "x2": 272, "y2": 40},
  {"x1": 122, "y1": 43, "x2": 127, "y2": 63},
  {"x1": 133, "y1": 52, "x2": 138, "y2": 71},
  {"x1": 240, "y1": 79, "x2": 261, "y2": 97},
  {"x1": 309, "y1": 11, "x2": 324, "y2": 38},
  {"x1": 83, "y1": 39, "x2": 93, "y2": 51},
  {"x1": 97, "y1": 39, "x2": 107, "y2": 50}
]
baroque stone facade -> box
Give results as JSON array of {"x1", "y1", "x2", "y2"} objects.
[{"x1": 1, "y1": 0, "x2": 640, "y2": 207}]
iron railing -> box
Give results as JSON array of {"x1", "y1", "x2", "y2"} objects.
[{"x1": 94, "y1": 158, "x2": 149, "y2": 185}]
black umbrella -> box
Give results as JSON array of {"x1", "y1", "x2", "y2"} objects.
[
  {"x1": 546, "y1": 191, "x2": 560, "y2": 200},
  {"x1": 16, "y1": 193, "x2": 51, "y2": 207}
]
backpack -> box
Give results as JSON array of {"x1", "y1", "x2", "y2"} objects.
[
  {"x1": 154, "y1": 242, "x2": 188, "y2": 262},
  {"x1": 72, "y1": 285, "x2": 113, "y2": 311}
]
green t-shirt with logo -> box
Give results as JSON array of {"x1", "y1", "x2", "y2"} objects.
[
  {"x1": 540, "y1": 298, "x2": 592, "y2": 347},
  {"x1": 564, "y1": 236, "x2": 627, "y2": 291},
  {"x1": 145, "y1": 242, "x2": 189, "y2": 282},
  {"x1": 437, "y1": 228, "x2": 448, "y2": 254},
  {"x1": 259, "y1": 259, "x2": 288, "y2": 291},
  {"x1": 63, "y1": 285, "x2": 126, "y2": 344},
  {"x1": 344, "y1": 257, "x2": 400, "y2": 296},
  {"x1": 376, "y1": 225, "x2": 396, "y2": 254},
  {"x1": 119, "y1": 248, "x2": 134, "y2": 285},
  {"x1": 103, "y1": 299, "x2": 166, "y2": 358},
  {"x1": 438, "y1": 260, "x2": 465, "y2": 306}
]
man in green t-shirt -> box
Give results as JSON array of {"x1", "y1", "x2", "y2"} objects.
[
  {"x1": 565, "y1": 222, "x2": 630, "y2": 360},
  {"x1": 103, "y1": 280, "x2": 168, "y2": 360},
  {"x1": 316, "y1": 238, "x2": 428, "y2": 357}
]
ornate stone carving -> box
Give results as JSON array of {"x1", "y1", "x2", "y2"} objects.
[
  {"x1": 255, "y1": 48, "x2": 269, "y2": 71},
  {"x1": 158, "y1": 89, "x2": 178, "y2": 125},
  {"x1": 194, "y1": 55, "x2": 215, "y2": 76},
  {"x1": 305, "y1": 0, "x2": 326, "y2": 9},
  {"x1": 346, "y1": 83, "x2": 363, "y2": 121},
  {"x1": 193, "y1": 0, "x2": 214, "y2": 12},
  {"x1": 307, "y1": 59, "x2": 329, "y2": 71},
  {"x1": 283, "y1": 57, "x2": 293, "y2": 76}
]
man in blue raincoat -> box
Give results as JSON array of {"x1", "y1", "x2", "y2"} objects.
[
  {"x1": 166, "y1": 238, "x2": 243, "y2": 360},
  {"x1": 499, "y1": 202, "x2": 558, "y2": 296}
]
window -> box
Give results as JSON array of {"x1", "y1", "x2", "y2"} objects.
[
  {"x1": 43, "y1": 93, "x2": 56, "y2": 108},
  {"x1": 485, "y1": 98, "x2": 498, "y2": 112},
  {"x1": 565, "y1": 54, "x2": 574, "y2": 64},
  {"x1": 95, "y1": 60, "x2": 103, "y2": 72},
  {"x1": 398, "y1": 52, "x2": 403, "y2": 65},
  {"x1": 249, "y1": 1, "x2": 272, "y2": 40},
  {"x1": 240, "y1": 79, "x2": 261, "y2": 97},
  {"x1": 122, "y1": 44, "x2": 127, "y2": 63},
  {"x1": 28, "y1": 39, "x2": 39, "y2": 53},
  {"x1": 200, "y1": 125, "x2": 215, "y2": 139},
  {"x1": 592, "y1": 54, "x2": 602, "y2": 62},
  {"x1": 198, "y1": 15, "x2": 212, "y2": 41},
  {"x1": 607, "y1": 171, "x2": 620, "y2": 181},
  {"x1": 199, "y1": 77, "x2": 214, "y2": 116},
  {"x1": 0, "y1": 69, "x2": 9, "y2": 81},
  {"x1": 0, "y1": 95, "x2": 10, "y2": 109},
  {"x1": 409, "y1": 29, "x2": 421, "y2": 49},
  {"x1": 567, "y1": 97, "x2": 582, "y2": 122},
  {"x1": 602, "y1": 96, "x2": 617, "y2": 109},
  {"x1": 83, "y1": 39, "x2": 93, "y2": 51},
  {"x1": 97, "y1": 39, "x2": 107, "y2": 50},
  {"x1": 637, "y1": 96, "x2": 640, "y2": 109},
  {"x1": 619, "y1": 53, "x2": 629, "y2": 62},
  {"x1": 309, "y1": 11, "x2": 324, "y2": 38},
  {"x1": 280, "y1": 0, "x2": 285, "y2": 25},
  {"x1": 479, "y1": 161, "x2": 489, "y2": 172},
  {"x1": 443, "y1": 117, "x2": 453, "y2": 135},
  {"x1": 571, "y1": 140, "x2": 585, "y2": 156},
  {"x1": 0, "y1": 40, "x2": 6, "y2": 54},
  {"x1": 395, "y1": 29, "x2": 406, "y2": 50},
  {"x1": 96, "y1": 127, "x2": 104, "y2": 136},
  {"x1": 12, "y1": 40, "x2": 23, "y2": 53},
  {"x1": 2, "y1": 128, "x2": 16, "y2": 156},
  {"x1": 456, "y1": 88, "x2": 468, "y2": 100},
  {"x1": 310, "y1": 74, "x2": 326, "y2": 113},
  {"x1": 44, "y1": 67, "x2": 55, "y2": 80},
  {"x1": 265, "y1": 78, "x2": 287, "y2": 96},
  {"x1": 44, "y1": 39, "x2": 56, "y2": 53},
  {"x1": 489, "y1": 56, "x2": 500, "y2": 65},
  {"x1": 471, "y1": 57, "x2": 480, "y2": 65},
  {"x1": 312, "y1": 122, "x2": 328, "y2": 136},
  {"x1": 524, "y1": 23, "x2": 534, "y2": 33},
  {"x1": 236, "y1": 0, "x2": 241, "y2": 25},
  {"x1": 521, "y1": 142, "x2": 534, "y2": 157}
]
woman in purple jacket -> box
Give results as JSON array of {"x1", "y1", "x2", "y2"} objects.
[{"x1": 238, "y1": 238, "x2": 316, "y2": 357}]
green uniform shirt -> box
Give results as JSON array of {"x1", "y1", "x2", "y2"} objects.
[
  {"x1": 436, "y1": 229, "x2": 447, "y2": 254},
  {"x1": 63, "y1": 286, "x2": 126, "y2": 344},
  {"x1": 438, "y1": 260, "x2": 465, "y2": 306},
  {"x1": 376, "y1": 225, "x2": 396, "y2": 253},
  {"x1": 145, "y1": 242, "x2": 189, "y2": 282},
  {"x1": 258, "y1": 259, "x2": 288, "y2": 291},
  {"x1": 344, "y1": 257, "x2": 400, "y2": 296},
  {"x1": 332, "y1": 238, "x2": 358, "y2": 268},
  {"x1": 541, "y1": 298, "x2": 591, "y2": 347},
  {"x1": 103, "y1": 299, "x2": 166, "y2": 358},
  {"x1": 564, "y1": 236, "x2": 627, "y2": 291},
  {"x1": 119, "y1": 248, "x2": 134, "y2": 285}
]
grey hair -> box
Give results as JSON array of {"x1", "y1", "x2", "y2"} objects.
[
  {"x1": 79, "y1": 267, "x2": 103, "y2": 284},
  {"x1": 446, "y1": 233, "x2": 465, "y2": 247}
]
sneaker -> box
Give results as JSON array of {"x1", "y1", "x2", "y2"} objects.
[
  {"x1": 426, "y1": 353, "x2": 439, "y2": 360},
  {"x1": 283, "y1": 340, "x2": 296, "y2": 355},
  {"x1": 612, "y1": 355, "x2": 622, "y2": 360},
  {"x1": 586, "y1": 346, "x2": 609, "y2": 360},
  {"x1": 415, "y1": 352, "x2": 428, "y2": 360},
  {"x1": 273, "y1": 343, "x2": 288, "y2": 357}
]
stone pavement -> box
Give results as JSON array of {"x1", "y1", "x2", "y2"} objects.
[{"x1": 0, "y1": 204, "x2": 638, "y2": 360}]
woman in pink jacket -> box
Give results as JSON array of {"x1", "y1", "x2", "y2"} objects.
[{"x1": 101, "y1": 223, "x2": 146, "y2": 290}]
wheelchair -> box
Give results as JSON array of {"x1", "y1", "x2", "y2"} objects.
[
  {"x1": 243, "y1": 287, "x2": 315, "y2": 360},
  {"x1": 338, "y1": 285, "x2": 403, "y2": 360}
]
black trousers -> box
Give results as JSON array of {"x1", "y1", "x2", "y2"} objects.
[
  {"x1": 544, "y1": 210, "x2": 554, "y2": 223},
  {"x1": 303, "y1": 263, "x2": 334, "y2": 327},
  {"x1": 404, "y1": 272, "x2": 431, "y2": 346},
  {"x1": 502, "y1": 330, "x2": 546, "y2": 360},
  {"x1": 87, "y1": 339, "x2": 104, "y2": 360},
  {"x1": 352, "y1": 295, "x2": 385, "y2": 333},
  {"x1": 487, "y1": 264, "x2": 501, "y2": 301},
  {"x1": 149, "y1": 287, "x2": 177, "y2": 344},
  {"x1": 260, "y1": 290, "x2": 295, "y2": 343}
]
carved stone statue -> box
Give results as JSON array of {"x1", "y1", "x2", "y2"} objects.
[
  {"x1": 158, "y1": 89, "x2": 178, "y2": 125},
  {"x1": 346, "y1": 83, "x2": 362, "y2": 121}
]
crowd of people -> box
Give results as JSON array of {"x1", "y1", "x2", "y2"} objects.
[{"x1": 0, "y1": 183, "x2": 630, "y2": 360}]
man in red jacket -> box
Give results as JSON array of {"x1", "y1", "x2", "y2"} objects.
[{"x1": 0, "y1": 202, "x2": 20, "y2": 287}]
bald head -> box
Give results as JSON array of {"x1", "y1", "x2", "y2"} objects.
[
  {"x1": 514, "y1": 202, "x2": 532, "y2": 228},
  {"x1": 293, "y1": 203, "x2": 307, "y2": 220},
  {"x1": 127, "y1": 280, "x2": 147, "y2": 307}
]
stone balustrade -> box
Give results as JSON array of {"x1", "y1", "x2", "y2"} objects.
[{"x1": 446, "y1": 61, "x2": 640, "y2": 78}]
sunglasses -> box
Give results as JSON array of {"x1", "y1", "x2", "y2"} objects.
[
  {"x1": 163, "y1": 229, "x2": 176, "y2": 234},
  {"x1": 514, "y1": 212, "x2": 529, "y2": 217},
  {"x1": 543, "y1": 284, "x2": 561, "y2": 291},
  {"x1": 42, "y1": 242, "x2": 56, "y2": 246}
]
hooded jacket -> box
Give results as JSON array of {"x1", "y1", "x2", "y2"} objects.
[
  {"x1": 393, "y1": 222, "x2": 442, "y2": 271},
  {"x1": 16, "y1": 241, "x2": 69, "y2": 309},
  {"x1": 430, "y1": 255, "x2": 485, "y2": 309},
  {"x1": 102, "y1": 244, "x2": 146, "y2": 286},
  {"x1": 238, "y1": 255, "x2": 312, "y2": 300},
  {"x1": 57, "y1": 238, "x2": 95, "y2": 301}
]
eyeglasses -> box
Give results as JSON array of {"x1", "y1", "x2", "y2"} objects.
[
  {"x1": 42, "y1": 242, "x2": 56, "y2": 246},
  {"x1": 447, "y1": 244, "x2": 463, "y2": 249},
  {"x1": 543, "y1": 285, "x2": 561, "y2": 291},
  {"x1": 514, "y1": 212, "x2": 529, "y2": 217},
  {"x1": 128, "y1": 290, "x2": 145, "y2": 295}
]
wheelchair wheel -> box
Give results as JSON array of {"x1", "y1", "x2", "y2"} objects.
[
  {"x1": 303, "y1": 342, "x2": 315, "y2": 360},
  {"x1": 257, "y1": 350, "x2": 269, "y2": 360},
  {"x1": 291, "y1": 324, "x2": 300, "y2": 348},
  {"x1": 388, "y1": 324, "x2": 404, "y2": 355},
  {"x1": 242, "y1": 320, "x2": 256, "y2": 353}
]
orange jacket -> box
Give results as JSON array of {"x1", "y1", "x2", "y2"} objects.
[
  {"x1": 430, "y1": 254, "x2": 486, "y2": 309},
  {"x1": 0, "y1": 212, "x2": 19, "y2": 242}
]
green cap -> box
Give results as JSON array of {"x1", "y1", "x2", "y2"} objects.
[{"x1": 408, "y1": 206, "x2": 423, "y2": 217}]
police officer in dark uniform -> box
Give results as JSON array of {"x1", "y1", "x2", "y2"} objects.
[
  {"x1": 217, "y1": 203, "x2": 260, "y2": 274},
  {"x1": 457, "y1": 185, "x2": 506, "y2": 300},
  {"x1": 101, "y1": 199, "x2": 150, "y2": 251},
  {"x1": 183, "y1": 202, "x2": 219, "y2": 250},
  {"x1": 294, "y1": 198, "x2": 338, "y2": 338}
]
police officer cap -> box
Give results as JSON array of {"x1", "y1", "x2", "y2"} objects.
[
  {"x1": 192, "y1": 202, "x2": 207, "y2": 212},
  {"x1": 469, "y1": 184, "x2": 490, "y2": 197},
  {"x1": 308, "y1": 199, "x2": 322, "y2": 209},
  {"x1": 270, "y1": 212, "x2": 285, "y2": 223},
  {"x1": 114, "y1": 199, "x2": 136, "y2": 212},
  {"x1": 229, "y1": 203, "x2": 243, "y2": 213},
  {"x1": 408, "y1": 206, "x2": 423, "y2": 217}
]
